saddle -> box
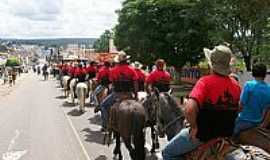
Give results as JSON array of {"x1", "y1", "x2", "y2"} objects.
[{"x1": 185, "y1": 137, "x2": 270, "y2": 160}]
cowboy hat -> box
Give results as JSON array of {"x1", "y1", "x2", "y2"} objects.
[
  {"x1": 203, "y1": 45, "x2": 232, "y2": 76},
  {"x1": 114, "y1": 51, "x2": 131, "y2": 63}
]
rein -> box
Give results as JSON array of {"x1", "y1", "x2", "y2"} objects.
[{"x1": 162, "y1": 115, "x2": 185, "y2": 131}]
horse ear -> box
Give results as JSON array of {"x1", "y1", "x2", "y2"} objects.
[
  {"x1": 154, "y1": 87, "x2": 160, "y2": 99},
  {"x1": 168, "y1": 89, "x2": 173, "y2": 95}
]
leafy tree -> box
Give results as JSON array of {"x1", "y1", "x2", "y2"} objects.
[
  {"x1": 93, "y1": 30, "x2": 113, "y2": 53},
  {"x1": 114, "y1": 0, "x2": 270, "y2": 69}
]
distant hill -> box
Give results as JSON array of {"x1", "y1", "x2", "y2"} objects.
[{"x1": 0, "y1": 38, "x2": 97, "y2": 48}]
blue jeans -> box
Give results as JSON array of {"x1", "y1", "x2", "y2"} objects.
[
  {"x1": 162, "y1": 128, "x2": 202, "y2": 160},
  {"x1": 93, "y1": 85, "x2": 106, "y2": 106},
  {"x1": 100, "y1": 92, "x2": 117, "y2": 128},
  {"x1": 233, "y1": 118, "x2": 258, "y2": 135}
]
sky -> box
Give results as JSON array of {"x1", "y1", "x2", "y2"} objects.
[{"x1": 0, "y1": 0, "x2": 122, "y2": 39}]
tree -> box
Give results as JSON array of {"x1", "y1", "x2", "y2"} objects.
[
  {"x1": 93, "y1": 30, "x2": 112, "y2": 53},
  {"x1": 204, "y1": 0, "x2": 270, "y2": 70},
  {"x1": 114, "y1": 0, "x2": 270, "y2": 69}
]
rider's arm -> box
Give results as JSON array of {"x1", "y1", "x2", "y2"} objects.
[
  {"x1": 185, "y1": 98, "x2": 199, "y2": 142},
  {"x1": 261, "y1": 106, "x2": 270, "y2": 128}
]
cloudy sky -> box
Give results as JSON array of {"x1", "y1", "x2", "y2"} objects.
[{"x1": 0, "y1": 0, "x2": 122, "y2": 39}]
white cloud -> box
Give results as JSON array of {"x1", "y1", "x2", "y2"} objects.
[{"x1": 0, "y1": 0, "x2": 122, "y2": 38}]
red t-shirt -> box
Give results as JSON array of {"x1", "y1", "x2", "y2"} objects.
[
  {"x1": 146, "y1": 69, "x2": 171, "y2": 84},
  {"x1": 189, "y1": 74, "x2": 241, "y2": 108},
  {"x1": 109, "y1": 64, "x2": 139, "y2": 82},
  {"x1": 74, "y1": 67, "x2": 86, "y2": 77},
  {"x1": 135, "y1": 69, "x2": 146, "y2": 82},
  {"x1": 68, "y1": 66, "x2": 76, "y2": 76},
  {"x1": 96, "y1": 67, "x2": 110, "y2": 82},
  {"x1": 86, "y1": 66, "x2": 97, "y2": 74}
]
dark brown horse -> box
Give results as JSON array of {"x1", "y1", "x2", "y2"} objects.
[{"x1": 107, "y1": 99, "x2": 146, "y2": 160}]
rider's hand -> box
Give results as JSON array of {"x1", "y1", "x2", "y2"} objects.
[{"x1": 190, "y1": 126, "x2": 198, "y2": 143}]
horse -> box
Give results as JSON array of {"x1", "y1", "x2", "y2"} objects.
[
  {"x1": 147, "y1": 89, "x2": 270, "y2": 159},
  {"x1": 107, "y1": 99, "x2": 146, "y2": 160},
  {"x1": 69, "y1": 78, "x2": 77, "y2": 104},
  {"x1": 88, "y1": 79, "x2": 98, "y2": 105},
  {"x1": 62, "y1": 75, "x2": 70, "y2": 97},
  {"x1": 76, "y1": 82, "x2": 88, "y2": 112}
]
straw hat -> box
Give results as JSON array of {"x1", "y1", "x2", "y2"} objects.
[
  {"x1": 114, "y1": 51, "x2": 131, "y2": 63},
  {"x1": 203, "y1": 45, "x2": 232, "y2": 76}
]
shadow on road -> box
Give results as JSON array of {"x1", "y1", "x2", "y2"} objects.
[
  {"x1": 62, "y1": 101, "x2": 76, "y2": 107},
  {"x1": 55, "y1": 95, "x2": 66, "y2": 99},
  {"x1": 67, "y1": 109, "x2": 84, "y2": 116},
  {"x1": 81, "y1": 128, "x2": 104, "y2": 145},
  {"x1": 94, "y1": 155, "x2": 108, "y2": 160},
  {"x1": 88, "y1": 114, "x2": 102, "y2": 126}
]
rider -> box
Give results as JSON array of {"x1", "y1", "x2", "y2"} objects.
[
  {"x1": 67, "y1": 62, "x2": 76, "y2": 89},
  {"x1": 146, "y1": 59, "x2": 171, "y2": 93},
  {"x1": 162, "y1": 45, "x2": 241, "y2": 160},
  {"x1": 74, "y1": 63, "x2": 87, "y2": 83},
  {"x1": 86, "y1": 61, "x2": 97, "y2": 80},
  {"x1": 234, "y1": 63, "x2": 270, "y2": 135},
  {"x1": 93, "y1": 61, "x2": 111, "y2": 112},
  {"x1": 133, "y1": 61, "x2": 146, "y2": 91},
  {"x1": 99, "y1": 51, "x2": 139, "y2": 131}
]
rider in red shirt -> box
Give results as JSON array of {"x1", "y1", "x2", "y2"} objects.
[
  {"x1": 133, "y1": 61, "x2": 146, "y2": 91},
  {"x1": 100, "y1": 52, "x2": 138, "y2": 130},
  {"x1": 86, "y1": 61, "x2": 97, "y2": 80},
  {"x1": 96, "y1": 61, "x2": 111, "y2": 86},
  {"x1": 146, "y1": 59, "x2": 171, "y2": 93},
  {"x1": 74, "y1": 64, "x2": 87, "y2": 83}
]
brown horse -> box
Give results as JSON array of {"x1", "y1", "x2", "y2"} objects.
[{"x1": 107, "y1": 99, "x2": 146, "y2": 160}]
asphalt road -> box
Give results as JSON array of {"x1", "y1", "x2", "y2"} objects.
[{"x1": 0, "y1": 73, "x2": 166, "y2": 160}]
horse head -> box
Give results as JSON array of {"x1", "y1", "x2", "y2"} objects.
[{"x1": 155, "y1": 90, "x2": 185, "y2": 140}]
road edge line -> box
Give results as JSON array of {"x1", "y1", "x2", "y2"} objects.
[{"x1": 63, "y1": 111, "x2": 91, "y2": 160}]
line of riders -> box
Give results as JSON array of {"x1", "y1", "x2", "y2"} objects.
[{"x1": 56, "y1": 46, "x2": 269, "y2": 160}]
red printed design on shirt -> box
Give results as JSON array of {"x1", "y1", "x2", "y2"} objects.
[{"x1": 189, "y1": 74, "x2": 241, "y2": 108}]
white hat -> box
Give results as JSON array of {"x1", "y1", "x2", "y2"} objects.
[{"x1": 114, "y1": 51, "x2": 131, "y2": 63}]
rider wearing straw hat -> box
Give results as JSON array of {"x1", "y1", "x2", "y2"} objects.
[
  {"x1": 162, "y1": 45, "x2": 241, "y2": 160},
  {"x1": 99, "y1": 51, "x2": 139, "y2": 131}
]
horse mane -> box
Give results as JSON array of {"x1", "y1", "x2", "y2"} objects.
[{"x1": 162, "y1": 93, "x2": 184, "y2": 116}]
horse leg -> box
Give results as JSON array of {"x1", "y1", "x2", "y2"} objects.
[
  {"x1": 113, "y1": 132, "x2": 122, "y2": 160},
  {"x1": 134, "y1": 130, "x2": 146, "y2": 160},
  {"x1": 150, "y1": 125, "x2": 159, "y2": 153},
  {"x1": 122, "y1": 137, "x2": 136, "y2": 160}
]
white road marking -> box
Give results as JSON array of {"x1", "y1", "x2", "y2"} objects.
[
  {"x1": 8, "y1": 130, "x2": 20, "y2": 151},
  {"x1": 2, "y1": 130, "x2": 28, "y2": 160},
  {"x1": 63, "y1": 111, "x2": 91, "y2": 160},
  {"x1": 2, "y1": 151, "x2": 28, "y2": 160}
]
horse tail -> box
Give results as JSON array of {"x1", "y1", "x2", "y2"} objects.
[
  {"x1": 133, "y1": 128, "x2": 145, "y2": 160},
  {"x1": 131, "y1": 103, "x2": 146, "y2": 160}
]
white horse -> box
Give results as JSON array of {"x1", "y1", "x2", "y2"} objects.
[
  {"x1": 62, "y1": 75, "x2": 70, "y2": 97},
  {"x1": 76, "y1": 82, "x2": 89, "y2": 112},
  {"x1": 69, "y1": 78, "x2": 77, "y2": 104}
]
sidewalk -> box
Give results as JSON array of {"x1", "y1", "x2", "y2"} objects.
[{"x1": 0, "y1": 73, "x2": 28, "y2": 98}]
